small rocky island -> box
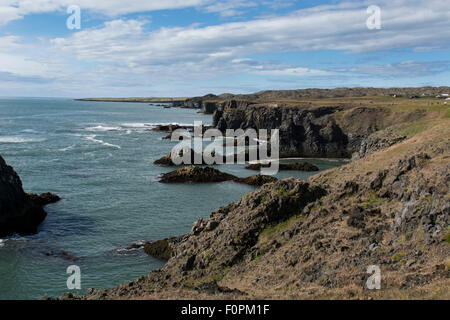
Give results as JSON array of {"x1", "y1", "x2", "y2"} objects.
[
  {"x1": 0, "y1": 155, "x2": 60, "y2": 237},
  {"x1": 159, "y1": 166, "x2": 277, "y2": 187}
]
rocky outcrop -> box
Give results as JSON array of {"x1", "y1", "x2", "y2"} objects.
[
  {"x1": 245, "y1": 162, "x2": 319, "y2": 172},
  {"x1": 0, "y1": 155, "x2": 59, "y2": 237},
  {"x1": 239, "y1": 174, "x2": 278, "y2": 187},
  {"x1": 144, "y1": 238, "x2": 180, "y2": 261},
  {"x1": 172, "y1": 94, "x2": 218, "y2": 110},
  {"x1": 214, "y1": 105, "x2": 350, "y2": 158},
  {"x1": 172, "y1": 97, "x2": 253, "y2": 115},
  {"x1": 154, "y1": 149, "x2": 267, "y2": 167},
  {"x1": 154, "y1": 150, "x2": 210, "y2": 166},
  {"x1": 159, "y1": 166, "x2": 277, "y2": 187},
  {"x1": 28, "y1": 193, "x2": 61, "y2": 206},
  {"x1": 354, "y1": 125, "x2": 408, "y2": 159},
  {"x1": 159, "y1": 166, "x2": 236, "y2": 183},
  {"x1": 214, "y1": 104, "x2": 426, "y2": 158}
]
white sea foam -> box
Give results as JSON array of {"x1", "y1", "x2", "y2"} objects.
[
  {"x1": 0, "y1": 239, "x2": 5, "y2": 248},
  {"x1": 85, "y1": 125, "x2": 121, "y2": 132},
  {"x1": 120, "y1": 123, "x2": 150, "y2": 128},
  {"x1": 0, "y1": 136, "x2": 45, "y2": 143},
  {"x1": 121, "y1": 122, "x2": 194, "y2": 128},
  {"x1": 84, "y1": 135, "x2": 121, "y2": 149},
  {"x1": 58, "y1": 144, "x2": 76, "y2": 152}
]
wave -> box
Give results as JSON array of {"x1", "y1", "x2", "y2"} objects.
[
  {"x1": 120, "y1": 123, "x2": 151, "y2": 128},
  {"x1": 120, "y1": 122, "x2": 194, "y2": 128},
  {"x1": 84, "y1": 125, "x2": 121, "y2": 132},
  {"x1": 0, "y1": 136, "x2": 45, "y2": 144},
  {"x1": 58, "y1": 144, "x2": 76, "y2": 152},
  {"x1": 84, "y1": 135, "x2": 121, "y2": 149}
]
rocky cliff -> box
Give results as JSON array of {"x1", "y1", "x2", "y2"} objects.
[
  {"x1": 213, "y1": 103, "x2": 426, "y2": 158},
  {"x1": 0, "y1": 155, "x2": 59, "y2": 237}
]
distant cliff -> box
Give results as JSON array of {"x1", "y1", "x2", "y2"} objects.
[{"x1": 213, "y1": 102, "x2": 426, "y2": 158}]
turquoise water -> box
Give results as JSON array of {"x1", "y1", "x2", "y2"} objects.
[{"x1": 0, "y1": 98, "x2": 347, "y2": 300}]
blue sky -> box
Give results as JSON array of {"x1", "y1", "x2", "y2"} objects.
[{"x1": 0, "y1": 0, "x2": 449, "y2": 97}]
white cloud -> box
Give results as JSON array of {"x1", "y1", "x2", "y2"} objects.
[
  {"x1": 343, "y1": 61, "x2": 450, "y2": 77},
  {"x1": 50, "y1": 0, "x2": 450, "y2": 69},
  {"x1": 0, "y1": 0, "x2": 209, "y2": 25},
  {"x1": 1, "y1": 0, "x2": 450, "y2": 96},
  {"x1": 203, "y1": 0, "x2": 258, "y2": 17},
  {"x1": 0, "y1": 52, "x2": 48, "y2": 77},
  {"x1": 0, "y1": 35, "x2": 26, "y2": 50},
  {"x1": 256, "y1": 67, "x2": 331, "y2": 76}
]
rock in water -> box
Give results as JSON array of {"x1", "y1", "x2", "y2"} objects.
[
  {"x1": 159, "y1": 166, "x2": 236, "y2": 183},
  {"x1": 159, "y1": 166, "x2": 277, "y2": 186},
  {"x1": 246, "y1": 162, "x2": 319, "y2": 172},
  {"x1": 28, "y1": 192, "x2": 61, "y2": 206},
  {"x1": 0, "y1": 155, "x2": 58, "y2": 237}
]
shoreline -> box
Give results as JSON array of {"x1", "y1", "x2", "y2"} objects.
[{"x1": 58, "y1": 92, "x2": 449, "y2": 300}]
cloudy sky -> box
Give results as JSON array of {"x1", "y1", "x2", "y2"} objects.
[{"x1": 0, "y1": 0, "x2": 449, "y2": 97}]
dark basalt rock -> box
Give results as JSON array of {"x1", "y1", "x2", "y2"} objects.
[
  {"x1": 0, "y1": 155, "x2": 59, "y2": 237},
  {"x1": 159, "y1": 166, "x2": 236, "y2": 184},
  {"x1": 213, "y1": 104, "x2": 425, "y2": 158},
  {"x1": 246, "y1": 162, "x2": 319, "y2": 172},
  {"x1": 214, "y1": 104, "x2": 351, "y2": 158},
  {"x1": 239, "y1": 174, "x2": 278, "y2": 187},
  {"x1": 144, "y1": 238, "x2": 177, "y2": 261},
  {"x1": 28, "y1": 192, "x2": 61, "y2": 206},
  {"x1": 154, "y1": 150, "x2": 207, "y2": 166},
  {"x1": 158, "y1": 166, "x2": 277, "y2": 187},
  {"x1": 154, "y1": 149, "x2": 262, "y2": 167},
  {"x1": 44, "y1": 250, "x2": 79, "y2": 262}
]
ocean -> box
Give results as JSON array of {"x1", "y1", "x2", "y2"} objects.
[{"x1": 0, "y1": 98, "x2": 347, "y2": 299}]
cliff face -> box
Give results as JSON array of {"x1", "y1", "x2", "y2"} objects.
[
  {"x1": 213, "y1": 103, "x2": 427, "y2": 158},
  {"x1": 214, "y1": 104, "x2": 362, "y2": 158},
  {"x1": 0, "y1": 156, "x2": 49, "y2": 237},
  {"x1": 173, "y1": 97, "x2": 252, "y2": 114}
]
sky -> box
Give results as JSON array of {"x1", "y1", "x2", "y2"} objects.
[{"x1": 0, "y1": 0, "x2": 449, "y2": 98}]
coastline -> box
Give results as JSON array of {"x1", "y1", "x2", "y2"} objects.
[{"x1": 57, "y1": 90, "x2": 449, "y2": 300}]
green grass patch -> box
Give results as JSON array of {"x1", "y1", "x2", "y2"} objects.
[
  {"x1": 260, "y1": 214, "x2": 307, "y2": 241},
  {"x1": 392, "y1": 252, "x2": 407, "y2": 262},
  {"x1": 444, "y1": 232, "x2": 450, "y2": 244},
  {"x1": 204, "y1": 249, "x2": 212, "y2": 260},
  {"x1": 363, "y1": 190, "x2": 387, "y2": 207},
  {"x1": 253, "y1": 247, "x2": 271, "y2": 260},
  {"x1": 277, "y1": 187, "x2": 289, "y2": 197},
  {"x1": 397, "y1": 120, "x2": 431, "y2": 138},
  {"x1": 260, "y1": 196, "x2": 267, "y2": 205}
]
